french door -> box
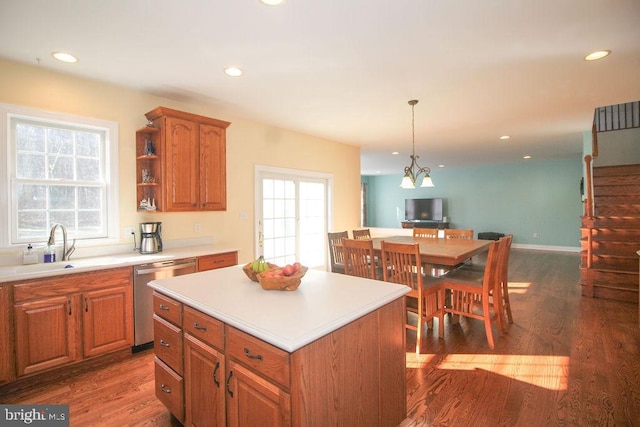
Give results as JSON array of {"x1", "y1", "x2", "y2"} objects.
[{"x1": 256, "y1": 166, "x2": 330, "y2": 269}]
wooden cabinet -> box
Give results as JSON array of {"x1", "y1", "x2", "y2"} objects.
[
  {"x1": 153, "y1": 292, "x2": 406, "y2": 426},
  {"x1": 197, "y1": 252, "x2": 238, "y2": 272},
  {"x1": 226, "y1": 327, "x2": 292, "y2": 427},
  {"x1": 184, "y1": 333, "x2": 226, "y2": 426},
  {"x1": 142, "y1": 106, "x2": 230, "y2": 212},
  {"x1": 12, "y1": 267, "x2": 134, "y2": 377},
  {"x1": 83, "y1": 285, "x2": 133, "y2": 358},
  {"x1": 0, "y1": 284, "x2": 14, "y2": 384},
  {"x1": 153, "y1": 292, "x2": 185, "y2": 423}
]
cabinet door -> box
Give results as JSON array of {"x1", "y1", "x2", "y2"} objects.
[
  {"x1": 199, "y1": 123, "x2": 226, "y2": 211},
  {"x1": 184, "y1": 334, "x2": 226, "y2": 426},
  {"x1": 165, "y1": 116, "x2": 199, "y2": 211},
  {"x1": 14, "y1": 295, "x2": 80, "y2": 376},
  {"x1": 82, "y1": 285, "x2": 133, "y2": 358},
  {"x1": 0, "y1": 285, "x2": 13, "y2": 384},
  {"x1": 226, "y1": 360, "x2": 291, "y2": 427}
]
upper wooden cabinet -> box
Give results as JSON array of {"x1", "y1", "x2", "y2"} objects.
[{"x1": 138, "y1": 107, "x2": 230, "y2": 212}]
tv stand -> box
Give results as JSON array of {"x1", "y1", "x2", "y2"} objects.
[{"x1": 401, "y1": 221, "x2": 449, "y2": 229}]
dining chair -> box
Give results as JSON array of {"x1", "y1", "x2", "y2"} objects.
[
  {"x1": 457, "y1": 234, "x2": 514, "y2": 325},
  {"x1": 444, "y1": 229, "x2": 474, "y2": 240},
  {"x1": 327, "y1": 231, "x2": 349, "y2": 274},
  {"x1": 352, "y1": 228, "x2": 371, "y2": 240},
  {"x1": 381, "y1": 241, "x2": 444, "y2": 354},
  {"x1": 342, "y1": 237, "x2": 378, "y2": 279},
  {"x1": 439, "y1": 239, "x2": 503, "y2": 349},
  {"x1": 413, "y1": 228, "x2": 438, "y2": 239}
]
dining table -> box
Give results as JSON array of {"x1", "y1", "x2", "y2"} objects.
[{"x1": 370, "y1": 235, "x2": 491, "y2": 268}]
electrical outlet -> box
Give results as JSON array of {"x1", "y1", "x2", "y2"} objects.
[
  {"x1": 194, "y1": 223, "x2": 201, "y2": 233},
  {"x1": 533, "y1": 232, "x2": 538, "y2": 238},
  {"x1": 124, "y1": 227, "x2": 135, "y2": 236}
]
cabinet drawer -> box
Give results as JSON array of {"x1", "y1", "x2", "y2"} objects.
[
  {"x1": 154, "y1": 357, "x2": 184, "y2": 422},
  {"x1": 226, "y1": 326, "x2": 290, "y2": 389},
  {"x1": 183, "y1": 306, "x2": 224, "y2": 351},
  {"x1": 154, "y1": 315, "x2": 183, "y2": 374},
  {"x1": 153, "y1": 291, "x2": 182, "y2": 326},
  {"x1": 197, "y1": 252, "x2": 238, "y2": 272}
]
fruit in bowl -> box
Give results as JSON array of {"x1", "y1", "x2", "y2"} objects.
[
  {"x1": 242, "y1": 256, "x2": 278, "y2": 282},
  {"x1": 257, "y1": 262, "x2": 308, "y2": 291}
]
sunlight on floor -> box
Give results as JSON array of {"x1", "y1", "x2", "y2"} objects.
[
  {"x1": 507, "y1": 281, "x2": 532, "y2": 294},
  {"x1": 437, "y1": 353, "x2": 569, "y2": 390}
]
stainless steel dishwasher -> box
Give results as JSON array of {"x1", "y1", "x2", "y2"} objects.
[{"x1": 132, "y1": 258, "x2": 196, "y2": 352}]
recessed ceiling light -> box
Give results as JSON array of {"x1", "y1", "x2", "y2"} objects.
[
  {"x1": 51, "y1": 51, "x2": 78, "y2": 63},
  {"x1": 523, "y1": 155, "x2": 532, "y2": 159},
  {"x1": 438, "y1": 165, "x2": 445, "y2": 168},
  {"x1": 391, "y1": 151, "x2": 399, "y2": 155},
  {"x1": 584, "y1": 50, "x2": 611, "y2": 61},
  {"x1": 224, "y1": 67, "x2": 243, "y2": 77},
  {"x1": 500, "y1": 135, "x2": 510, "y2": 140},
  {"x1": 260, "y1": 0, "x2": 285, "y2": 5}
]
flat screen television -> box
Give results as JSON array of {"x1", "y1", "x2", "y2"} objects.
[{"x1": 405, "y1": 198, "x2": 443, "y2": 222}]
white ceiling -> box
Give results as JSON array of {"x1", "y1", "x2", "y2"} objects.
[{"x1": 1, "y1": 0, "x2": 639, "y2": 175}]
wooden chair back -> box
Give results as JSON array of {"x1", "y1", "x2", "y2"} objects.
[
  {"x1": 444, "y1": 229, "x2": 474, "y2": 240},
  {"x1": 441, "y1": 240, "x2": 502, "y2": 349},
  {"x1": 381, "y1": 241, "x2": 444, "y2": 353},
  {"x1": 352, "y1": 229, "x2": 371, "y2": 240},
  {"x1": 342, "y1": 238, "x2": 377, "y2": 279},
  {"x1": 327, "y1": 231, "x2": 349, "y2": 273},
  {"x1": 497, "y1": 234, "x2": 514, "y2": 324},
  {"x1": 413, "y1": 228, "x2": 438, "y2": 239}
]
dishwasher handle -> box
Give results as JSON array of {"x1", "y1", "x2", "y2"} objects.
[{"x1": 135, "y1": 261, "x2": 196, "y2": 275}]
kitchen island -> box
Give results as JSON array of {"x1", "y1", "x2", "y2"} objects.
[{"x1": 148, "y1": 265, "x2": 409, "y2": 426}]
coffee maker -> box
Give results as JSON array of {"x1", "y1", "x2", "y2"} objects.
[{"x1": 140, "y1": 222, "x2": 163, "y2": 254}]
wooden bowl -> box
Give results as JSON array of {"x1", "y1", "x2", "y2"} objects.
[
  {"x1": 257, "y1": 266, "x2": 309, "y2": 291},
  {"x1": 242, "y1": 262, "x2": 278, "y2": 282}
]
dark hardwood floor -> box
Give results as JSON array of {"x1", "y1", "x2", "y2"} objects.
[{"x1": 2, "y1": 249, "x2": 639, "y2": 426}]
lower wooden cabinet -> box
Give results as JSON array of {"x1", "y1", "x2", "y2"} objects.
[
  {"x1": 153, "y1": 293, "x2": 406, "y2": 426},
  {"x1": 197, "y1": 252, "x2": 238, "y2": 272},
  {"x1": 83, "y1": 285, "x2": 133, "y2": 358},
  {"x1": 184, "y1": 333, "x2": 226, "y2": 426},
  {"x1": 12, "y1": 267, "x2": 134, "y2": 377},
  {"x1": 0, "y1": 284, "x2": 14, "y2": 384},
  {"x1": 14, "y1": 294, "x2": 80, "y2": 376},
  {"x1": 154, "y1": 357, "x2": 184, "y2": 421},
  {"x1": 226, "y1": 360, "x2": 291, "y2": 427}
]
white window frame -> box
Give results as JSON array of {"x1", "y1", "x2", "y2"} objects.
[{"x1": 0, "y1": 103, "x2": 119, "y2": 248}]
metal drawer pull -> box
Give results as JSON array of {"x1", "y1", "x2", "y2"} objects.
[
  {"x1": 194, "y1": 322, "x2": 207, "y2": 331},
  {"x1": 226, "y1": 371, "x2": 234, "y2": 397},
  {"x1": 160, "y1": 384, "x2": 171, "y2": 393},
  {"x1": 244, "y1": 348, "x2": 263, "y2": 360},
  {"x1": 159, "y1": 304, "x2": 169, "y2": 311},
  {"x1": 159, "y1": 339, "x2": 170, "y2": 347},
  {"x1": 213, "y1": 361, "x2": 220, "y2": 387}
]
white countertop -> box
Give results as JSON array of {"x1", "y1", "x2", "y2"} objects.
[
  {"x1": 148, "y1": 265, "x2": 409, "y2": 353},
  {"x1": 0, "y1": 245, "x2": 238, "y2": 282}
]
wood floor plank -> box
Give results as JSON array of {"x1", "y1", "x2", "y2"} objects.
[{"x1": 1, "y1": 249, "x2": 639, "y2": 426}]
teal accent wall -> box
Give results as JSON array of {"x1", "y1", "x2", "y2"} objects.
[{"x1": 362, "y1": 157, "x2": 583, "y2": 248}]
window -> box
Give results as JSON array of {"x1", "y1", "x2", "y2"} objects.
[{"x1": 0, "y1": 104, "x2": 119, "y2": 247}]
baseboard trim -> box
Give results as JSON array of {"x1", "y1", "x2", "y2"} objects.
[{"x1": 512, "y1": 243, "x2": 581, "y2": 253}]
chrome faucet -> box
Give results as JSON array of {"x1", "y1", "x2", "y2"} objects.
[{"x1": 47, "y1": 223, "x2": 76, "y2": 261}]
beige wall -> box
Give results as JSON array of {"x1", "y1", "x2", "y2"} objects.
[{"x1": 0, "y1": 59, "x2": 362, "y2": 263}]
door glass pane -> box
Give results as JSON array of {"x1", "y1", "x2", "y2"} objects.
[{"x1": 259, "y1": 173, "x2": 328, "y2": 269}]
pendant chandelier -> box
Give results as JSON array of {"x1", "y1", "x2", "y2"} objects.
[{"x1": 400, "y1": 99, "x2": 434, "y2": 189}]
